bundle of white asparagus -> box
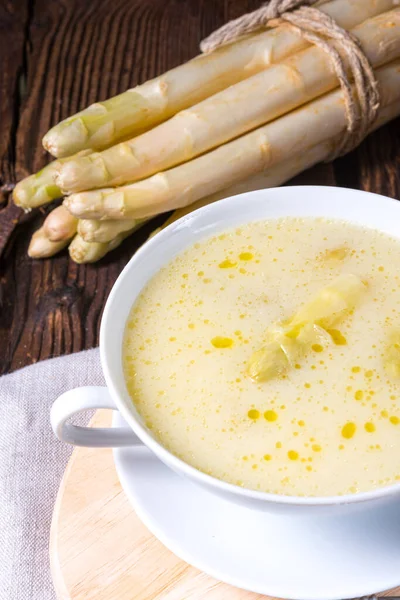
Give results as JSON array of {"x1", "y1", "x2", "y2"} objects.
[{"x1": 12, "y1": 1, "x2": 400, "y2": 264}]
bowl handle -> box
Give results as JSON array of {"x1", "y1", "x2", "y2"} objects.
[{"x1": 50, "y1": 386, "x2": 143, "y2": 448}]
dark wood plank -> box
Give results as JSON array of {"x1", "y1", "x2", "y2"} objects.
[
  {"x1": 334, "y1": 117, "x2": 400, "y2": 200},
  {"x1": 0, "y1": 0, "x2": 399, "y2": 375},
  {"x1": 0, "y1": 0, "x2": 29, "y2": 253},
  {"x1": 0, "y1": 0, "x2": 265, "y2": 374},
  {"x1": 0, "y1": 1, "x2": 27, "y2": 184}
]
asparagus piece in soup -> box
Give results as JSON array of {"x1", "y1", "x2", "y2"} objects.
[{"x1": 247, "y1": 274, "x2": 366, "y2": 382}]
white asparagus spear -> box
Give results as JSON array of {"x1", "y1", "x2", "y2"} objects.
[
  {"x1": 157, "y1": 144, "x2": 334, "y2": 231},
  {"x1": 63, "y1": 60, "x2": 400, "y2": 221},
  {"x1": 43, "y1": 205, "x2": 78, "y2": 242},
  {"x1": 14, "y1": 161, "x2": 62, "y2": 211},
  {"x1": 28, "y1": 227, "x2": 71, "y2": 258},
  {"x1": 69, "y1": 99, "x2": 400, "y2": 261},
  {"x1": 157, "y1": 100, "x2": 400, "y2": 230},
  {"x1": 77, "y1": 218, "x2": 143, "y2": 243},
  {"x1": 28, "y1": 206, "x2": 78, "y2": 258},
  {"x1": 13, "y1": 151, "x2": 91, "y2": 211},
  {"x1": 57, "y1": 9, "x2": 400, "y2": 194},
  {"x1": 43, "y1": 0, "x2": 397, "y2": 158},
  {"x1": 68, "y1": 227, "x2": 141, "y2": 263},
  {"x1": 76, "y1": 146, "x2": 328, "y2": 243},
  {"x1": 72, "y1": 148, "x2": 328, "y2": 251}
]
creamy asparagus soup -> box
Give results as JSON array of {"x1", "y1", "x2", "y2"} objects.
[{"x1": 123, "y1": 218, "x2": 400, "y2": 497}]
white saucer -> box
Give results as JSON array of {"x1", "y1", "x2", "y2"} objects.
[{"x1": 113, "y1": 412, "x2": 400, "y2": 600}]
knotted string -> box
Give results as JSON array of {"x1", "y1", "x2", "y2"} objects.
[
  {"x1": 200, "y1": 0, "x2": 380, "y2": 159},
  {"x1": 200, "y1": 0, "x2": 320, "y2": 53}
]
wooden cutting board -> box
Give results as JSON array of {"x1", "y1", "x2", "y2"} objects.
[{"x1": 50, "y1": 411, "x2": 399, "y2": 600}]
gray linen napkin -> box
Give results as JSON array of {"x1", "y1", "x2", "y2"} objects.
[{"x1": 0, "y1": 348, "x2": 103, "y2": 600}]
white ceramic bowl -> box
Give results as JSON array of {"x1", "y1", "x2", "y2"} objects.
[{"x1": 51, "y1": 185, "x2": 400, "y2": 515}]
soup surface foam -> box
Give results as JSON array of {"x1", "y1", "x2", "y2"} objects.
[{"x1": 123, "y1": 218, "x2": 400, "y2": 496}]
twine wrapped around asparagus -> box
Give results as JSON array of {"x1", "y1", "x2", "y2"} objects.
[
  {"x1": 200, "y1": 0, "x2": 320, "y2": 53},
  {"x1": 202, "y1": 0, "x2": 380, "y2": 158},
  {"x1": 13, "y1": 0, "x2": 400, "y2": 263}
]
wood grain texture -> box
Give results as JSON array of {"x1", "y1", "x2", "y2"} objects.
[
  {"x1": 0, "y1": 0, "x2": 399, "y2": 374},
  {"x1": 51, "y1": 410, "x2": 400, "y2": 600},
  {"x1": 51, "y1": 412, "x2": 273, "y2": 600}
]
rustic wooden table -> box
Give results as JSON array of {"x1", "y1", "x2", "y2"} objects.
[{"x1": 0, "y1": 0, "x2": 399, "y2": 376}]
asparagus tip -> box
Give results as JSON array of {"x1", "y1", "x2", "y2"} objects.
[
  {"x1": 68, "y1": 235, "x2": 101, "y2": 264},
  {"x1": 28, "y1": 228, "x2": 69, "y2": 258},
  {"x1": 13, "y1": 182, "x2": 30, "y2": 209},
  {"x1": 43, "y1": 205, "x2": 78, "y2": 242}
]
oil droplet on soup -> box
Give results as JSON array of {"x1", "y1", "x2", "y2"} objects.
[
  {"x1": 248, "y1": 409, "x2": 260, "y2": 421},
  {"x1": 264, "y1": 410, "x2": 278, "y2": 422},
  {"x1": 341, "y1": 422, "x2": 356, "y2": 439},
  {"x1": 312, "y1": 344, "x2": 324, "y2": 353},
  {"x1": 239, "y1": 252, "x2": 254, "y2": 261},
  {"x1": 219, "y1": 259, "x2": 237, "y2": 269},
  {"x1": 210, "y1": 336, "x2": 233, "y2": 349},
  {"x1": 123, "y1": 217, "x2": 400, "y2": 497},
  {"x1": 288, "y1": 450, "x2": 299, "y2": 461}
]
